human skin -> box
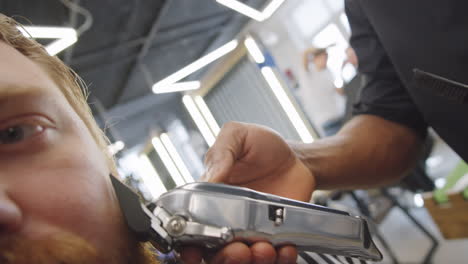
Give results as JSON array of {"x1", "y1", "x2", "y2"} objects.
[
  {"x1": 180, "y1": 124, "x2": 307, "y2": 264},
  {"x1": 183, "y1": 112, "x2": 421, "y2": 263},
  {"x1": 0, "y1": 41, "x2": 143, "y2": 263},
  {"x1": 204, "y1": 117, "x2": 421, "y2": 194},
  {"x1": 345, "y1": 47, "x2": 358, "y2": 67},
  {"x1": 313, "y1": 53, "x2": 328, "y2": 71},
  {"x1": 0, "y1": 39, "x2": 296, "y2": 264}
]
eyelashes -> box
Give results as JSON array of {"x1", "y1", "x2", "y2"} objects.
[
  {"x1": 0, "y1": 124, "x2": 45, "y2": 145},
  {"x1": 0, "y1": 115, "x2": 55, "y2": 151}
]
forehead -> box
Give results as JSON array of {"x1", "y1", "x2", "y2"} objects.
[{"x1": 0, "y1": 41, "x2": 57, "y2": 97}]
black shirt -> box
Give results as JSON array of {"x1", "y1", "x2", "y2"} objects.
[{"x1": 346, "y1": 0, "x2": 468, "y2": 162}]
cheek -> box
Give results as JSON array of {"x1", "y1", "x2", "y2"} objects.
[
  {"x1": 12, "y1": 139, "x2": 115, "y2": 240},
  {"x1": 15, "y1": 173, "x2": 108, "y2": 232},
  {"x1": 9, "y1": 113, "x2": 121, "y2": 246}
]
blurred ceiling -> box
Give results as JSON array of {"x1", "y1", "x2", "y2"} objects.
[
  {"x1": 1, "y1": 0, "x2": 267, "y2": 110},
  {"x1": 1, "y1": 0, "x2": 269, "y2": 148}
]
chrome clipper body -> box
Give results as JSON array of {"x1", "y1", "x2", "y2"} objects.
[{"x1": 111, "y1": 176, "x2": 382, "y2": 261}]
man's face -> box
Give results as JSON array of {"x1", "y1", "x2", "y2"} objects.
[
  {"x1": 0, "y1": 41, "x2": 153, "y2": 263},
  {"x1": 313, "y1": 52, "x2": 328, "y2": 71}
]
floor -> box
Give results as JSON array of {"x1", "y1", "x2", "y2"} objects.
[{"x1": 375, "y1": 134, "x2": 468, "y2": 264}]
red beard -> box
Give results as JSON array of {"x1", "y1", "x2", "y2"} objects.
[{"x1": 0, "y1": 232, "x2": 159, "y2": 264}]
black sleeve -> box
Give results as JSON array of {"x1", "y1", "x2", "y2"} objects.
[{"x1": 345, "y1": 0, "x2": 428, "y2": 139}]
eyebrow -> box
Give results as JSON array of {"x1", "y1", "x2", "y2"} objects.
[{"x1": 0, "y1": 84, "x2": 45, "y2": 104}]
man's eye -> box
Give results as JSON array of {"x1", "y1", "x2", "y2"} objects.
[{"x1": 0, "y1": 124, "x2": 44, "y2": 144}]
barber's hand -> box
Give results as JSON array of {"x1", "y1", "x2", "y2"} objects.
[
  {"x1": 180, "y1": 122, "x2": 315, "y2": 264},
  {"x1": 180, "y1": 242, "x2": 297, "y2": 264},
  {"x1": 204, "y1": 122, "x2": 315, "y2": 201}
]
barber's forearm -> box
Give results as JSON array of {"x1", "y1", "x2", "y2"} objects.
[{"x1": 291, "y1": 115, "x2": 423, "y2": 190}]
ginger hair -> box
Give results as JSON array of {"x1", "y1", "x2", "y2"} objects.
[{"x1": 0, "y1": 14, "x2": 117, "y2": 175}]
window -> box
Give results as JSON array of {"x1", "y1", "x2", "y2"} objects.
[{"x1": 292, "y1": 0, "x2": 330, "y2": 38}]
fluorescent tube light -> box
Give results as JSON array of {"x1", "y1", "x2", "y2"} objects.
[
  {"x1": 244, "y1": 36, "x2": 265, "y2": 63},
  {"x1": 138, "y1": 154, "x2": 167, "y2": 199},
  {"x1": 262, "y1": 0, "x2": 285, "y2": 19},
  {"x1": 217, "y1": 0, "x2": 264, "y2": 21},
  {"x1": 261, "y1": 67, "x2": 314, "y2": 143},
  {"x1": 216, "y1": 0, "x2": 285, "y2": 21},
  {"x1": 160, "y1": 133, "x2": 194, "y2": 183},
  {"x1": 18, "y1": 26, "x2": 76, "y2": 39},
  {"x1": 194, "y1": 96, "x2": 220, "y2": 135},
  {"x1": 183, "y1": 95, "x2": 216, "y2": 146},
  {"x1": 152, "y1": 81, "x2": 201, "y2": 94},
  {"x1": 45, "y1": 38, "x2": 78, "y2": 56},
  {"x1": 18, "y1": 26, "x2": 78, "y2": 56},
  {"x1": 152, "y1": 137, "x2": 186, "y2": 186},
  {"x1": 153, "y1": 40, "x2": 238, "y2": 90}
]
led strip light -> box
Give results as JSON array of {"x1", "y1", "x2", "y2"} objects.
[
  {"x1": 183, "y1": 95, "x2": 216, "y2": 146},
  {"x1": 160, "y1": 133, "x2": 194, "y2": 183},
  {"x1": 216, "y1": 0, "x2": 285, "y2": 21},
  {"x1": 153, "y1": 40, "x2": 238, "y2": 93},
  {"x1": 18, "y1": 26, "x2": 78, "y2": 56},
  {"x1": 152, "y1": 137, "x2": 186, "y2": 186},
  {"x1": 138, "y1": 154, "x2": 167, "y2": 199},
  {"x1": 261, "y1": 67, "x2": 314, "y2": 143}
]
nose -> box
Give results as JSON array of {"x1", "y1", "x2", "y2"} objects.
[{"x1": 0, "y1": 190, "x2": 22, "y2": 234}]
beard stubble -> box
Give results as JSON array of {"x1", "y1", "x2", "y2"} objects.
[{"x1": 0, "y1": 231, "x2": 159, "y2": 264}]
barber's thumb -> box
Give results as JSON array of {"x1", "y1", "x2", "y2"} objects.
[{"x1": 202, "y1": 152, "x2": 234, "y2": 183}]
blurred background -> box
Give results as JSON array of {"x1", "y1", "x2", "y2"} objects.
[{"x1": 2, "y1": 0, "x2": 467, "y2": 263}]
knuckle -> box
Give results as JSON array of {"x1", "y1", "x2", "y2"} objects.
[
  {"x1": 222, "y1": 121, "x2": 243, "y2": 131},
  {"x1": 204, "y1": 148, "x2": 215, "y2": 163}
]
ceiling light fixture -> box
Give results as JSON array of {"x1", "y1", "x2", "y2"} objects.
[
  {"x1": 152, "y1": 40, "x2": 238, "y2": 93},
  {"x1": 244, "y1": 36, "x2": 265, "y2": 63},
  {"x1": 216, "y1": 0, "x2": 285, "y2": 21},
  {"x1": 261, "y1": 0, "x2": 285, "y2": 19},
  {"x1": 194, "y1": 96, "x2": 220, "y2": 135},
  {"x1": 152, "y1": 137, "x2": 186, "y2": 186},
  {"x1": 138, "y1": 154, "x2": 167, "y2": 199},
  {"x1": 160, "y1": 133, "x2": 194, "y2": 183},
  {"x1": 152, "y1": 81, "x2": 201, "y2": 94},
  {"x1": 182, "y1": 95, "x2": 216, "y2": 146},
  {"x1": 18, "y1": 26, "x2": 78, "y2": 56},
  {"x1": 261, "y1": 67, "x2": 314, "y2": 143}
]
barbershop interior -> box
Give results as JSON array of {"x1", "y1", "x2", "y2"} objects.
[{"x1": 3, "y1": 0, "x2": 468, "y2": 263}]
